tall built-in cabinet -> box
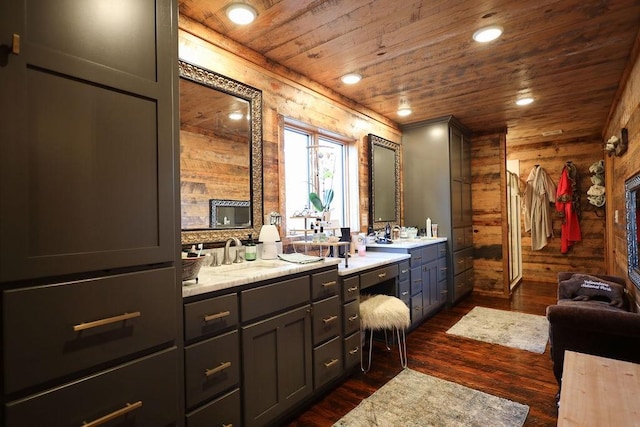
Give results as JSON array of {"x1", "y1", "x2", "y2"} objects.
[
  {"x1": 402, "y1": 116, "x2": 474, "y2": 304},
  {"x1": 0, "y1": 1, "x2": 180, "y2": 425}
]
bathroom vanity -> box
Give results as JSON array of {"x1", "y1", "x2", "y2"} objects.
[{"x1": 181, "y1": 252, "x2": 409, "y2": 427}]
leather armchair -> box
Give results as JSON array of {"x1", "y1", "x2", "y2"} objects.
[{"x1": 546, "y1": 272, "x2": 640, "y2": 392}]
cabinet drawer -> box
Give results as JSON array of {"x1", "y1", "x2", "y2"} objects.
[
  {"x1": 343, "y1": 299, "x2": 360, "y2": 337},
  {"x1": 437, "y1": 242, "x2": 447, "y2": 259},
  {"x1": 313, "y1": 336, "x2": 342, "y2": 390},
  {"x1": 398, "y1": 279, "x2": 411, "y2": 304},
  {"x1": 423, "y1": 244, "x2": 438, "y2": 263},
  {"x1": 360, "y1": 264, "x2": 398, "y2": 290},
  {"x1": 410, "y1": 266, "x2": 422, "y2": 295},
  {"x1": 343, "y1": 332, "x2": 361, "y2": 370},
  {"x1": 186, "y1": 388, "x2": 241, "y2": 427},
  {"x1": 241, "y1": 275, "x2": 310, "y2": 322},
  {"x1": 409, "y1": 248, "x2": 424, "y2": 268},
  {"x1": 454, "y1": 269, "x2": 474, "y2": 300},
  {"x1": 411, "y1": 293, "x2": 423, "y2": 326},
  {"x1": 342, "y1": 275, "x2": 360, "y2": 302},
  {"x1": 184, "y1": 330, "x2": 240, "y2": 409},
  {"x1": 453, "y1": 247, "x2": 474, "y2": 275},
  {"x1": 438, "y1": 257, "x2": 448, "y2": 282},
  {"x1": 398, "y1": 260, "x2": 410, "y2": 282},
  {"x1": 184, "y1": 293, "x2": 238, "y2": 342},
  {"x1": 5, "y1": 348, "x2": 178, "y2": 427},
  {"x1": 452, "y1": 227, "x2": 465, "y2": 251},
  {"x1": 313, "y1": 295, "x2": 341, "y2": 345},
  {"x1": 464, "y1": 226, "x2": 474, "y2": 247},
  {"x1": 311, "y1": 269, "x2": 339, "y2": 301},
  {"x1": 3, "y1": 268, "x2": 176, "y2": 394}
]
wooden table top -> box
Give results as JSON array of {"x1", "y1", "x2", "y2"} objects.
[{"x1": 558, "y1": 351, "x2": 640, "y2": 426}]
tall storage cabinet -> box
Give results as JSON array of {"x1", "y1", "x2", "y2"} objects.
[
  {"x1": 0, "y1": 1, "x2": 181, "y2": 425},
  {"x1": 402, "y1": 116, "x2": 474, "y2": 304}
]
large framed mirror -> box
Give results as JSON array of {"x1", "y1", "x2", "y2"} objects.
[
  {"x1": 179, "y1": 60, "x2": 263, "y2": 244},
  {"x1": 625, "y1": 172, "x2": 640, "y2": 291},
  {"x1": 368, "y1": 134, "x2": 400, "y2": 229}
]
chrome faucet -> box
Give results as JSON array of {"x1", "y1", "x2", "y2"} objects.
[{"x1": 223, "y1": 237, "x2": 243, "y2": 265}]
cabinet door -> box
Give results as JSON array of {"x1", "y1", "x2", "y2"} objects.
[
  {"x1": 242, "y1": 305, "x2": 312, "y2": 427},
  {"x1": 422, "y1": 260, "x2": 438, "y2": 314},
  {"x1": 450, "y1": 127, "x2": 463, "y2": 181},
  {"x1": 0, "y1": 0, "x2": 178, "y2": 282}
]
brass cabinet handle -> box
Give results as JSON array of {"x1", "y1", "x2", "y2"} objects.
[
  {"x1": 82, "y1": 401, "x2": 142, "y2": 427},
  {"x1": 73, "y1": 311, "x2": 141, "y2": 332},
  {"x1": 349, "y1": 346, "x2": 359, "y2": 355},
  {"x1": 204, "y1": 311, "x2": 231, "y2": 322},
  {"x1": 413, "y1": 256, "x2": 422, "y2": 261},
  {"x1": 441, "y1": 267, "x2": 448, "y2": 271},
  {"x1": 458, "y1": 259, "x2": 465, "y2": 264},
  {"x1": 222, "y1": 424, "x2": 233, "y2": 427},
  {"x1": 401, "y1": 269, "x2": 409, "y2": 274},
  {"x1": 377, "y1": 272, "x2": 387, "y2": 279},
  {"x1": 414, "y1": 306, "x2": 422, "y2": 310},
  {"x1": 322, "y1": 315, "x2": 338, "y2": 324},
  {"x1": 205, "y1": 361, "x2": 232, "y2": 377},
  {"x1": 348, "y1": 314, "x2": 358, "y2": 321},
  {"x1": 347, "y1": 286, "x2": 358, "y2": 292},
  {"x1": 401, "y1": 291, "x2": 408, "y2": 296},
  {"x1": 322, "y1": 280, "x2": 337, "y2": 288},
  {"x1": 12, "y1": 34, "x2": 20, "y2": 55},
  {"x1": 324, "y1": 358, "x2": 339, "y2": 368}
]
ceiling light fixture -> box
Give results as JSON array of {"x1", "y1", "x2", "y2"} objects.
[
  {"x1": 226, "y1": 3, "x2": 257, "y2": 25},
  {"x1": 472, "y1": 25, "x2": 503, "y2": 43},
  {"x1": 228, "y1": 111, "x2": 244, "y2": 120},
  {"x1": 397, "y1": 107, "x2": 412, "y2": 117},
  {"x1": 515, "y1": 97, "x2": 534, "y2": 106},
  {"x1": 341, "y1": 73, "x2": 362, "y2": 84}
]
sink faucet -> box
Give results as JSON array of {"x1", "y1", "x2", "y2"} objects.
[{"x1": 223, "y1": 237, "x2": 243, "y2": 265}]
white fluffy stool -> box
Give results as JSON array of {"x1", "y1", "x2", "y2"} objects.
[{"x1": 359, "y1": 294, "x2": 410, "y2": 373}]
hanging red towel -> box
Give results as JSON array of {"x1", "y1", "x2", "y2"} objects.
[{"x1": 556, "y1": 166, "x2": 581, "y2": 253}]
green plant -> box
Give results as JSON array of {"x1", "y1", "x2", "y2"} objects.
[{"x1": 309, "y1": 188, "x2": 333, "y2": 212}]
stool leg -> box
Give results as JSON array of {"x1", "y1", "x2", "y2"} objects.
[
  {"x1": 361, "y1": 328, "x2": 374, "y2": 373},
  {"x1": 383, "y1": 329, "x2": 391, "y2": 351},
  {"x1": 396, "y1": 327, "x2": 408, "y2": 369}
]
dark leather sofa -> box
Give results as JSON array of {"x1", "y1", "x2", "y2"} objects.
[{"x1": 546, "y1": 272, "x2": 640, "y2": 397}]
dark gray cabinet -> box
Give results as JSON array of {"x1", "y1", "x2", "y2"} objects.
[
  {"x1": 0, "y1": 0, "x2": 180, "y2": 425},
  {"x1": 403, "y1": 116, "x2": 473, "y2": 304},
  {"x1": 242, "y1": 304, "x2": 313, "y2": 427}
]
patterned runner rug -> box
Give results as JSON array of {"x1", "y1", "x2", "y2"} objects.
[
  {"x1": 446, "y1": 306, "x2": 549, "y2": 354},
  {"x1": 334, "y1": 368, "x2": 529, "y2": 427}
]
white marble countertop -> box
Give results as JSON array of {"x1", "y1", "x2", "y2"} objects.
[
  {"x1": 366, "y1": 237, "x2": 447, "y2": 249},
  {"x1": 182, "y1": 251, "x2": 409, "y2": 298}
]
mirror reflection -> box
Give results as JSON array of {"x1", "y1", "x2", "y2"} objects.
[
  {"x1": 179, "y1": 60, "x2": 263, "y2": 244},
  {"x1": 625, "y1": 172, "x2": 640, "y2": 291},
  {"x1": 368, "y1": 134, "x2": 400, "y2": 229}
]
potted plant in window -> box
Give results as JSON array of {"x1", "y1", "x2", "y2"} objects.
[{"x1": 308, "y1": 145, "x2": 335, "y2": 222}]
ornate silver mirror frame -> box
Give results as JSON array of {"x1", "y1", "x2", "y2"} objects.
[
  {"x1": 625, "y1": 172, "x2": 640, "y2": 291},
  {"x1": 179, "y1": 60, "x2": 263, "y2": 244},
  {"x1": 368, "y1": 134, "x2": 401, "y2": 229}
]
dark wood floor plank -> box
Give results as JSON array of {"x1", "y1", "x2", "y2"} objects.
[{"x1": 286, "y1": 281, "x2": 558, "y2": 427}]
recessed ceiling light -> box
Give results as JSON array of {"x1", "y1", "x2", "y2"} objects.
[
  {"x1": 226, "y1": 3, "x2": 257, "y2": 25},
  {"x1": 472, "y1": 25, "x2": 503, "y2": 43},
  {"x1": 341, "y1": 73, "x2": 362, "y2": 84},
  {"x1": 515, "y1": 97, "x2": 534, "y2": 106},
  {"x1": 397, "y1": 107, "x2": 412, "y2": 117},
  {"x1": 228, "y1": 111, "x2": 244, "y2": 120}
]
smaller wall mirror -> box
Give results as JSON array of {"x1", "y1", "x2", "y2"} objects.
[
  {"x1": 625, "y1": 172, "x2": 640, "y2": 291},
  {"x1": 368, "y1": 134, "x2": 400, "y2": 229}
]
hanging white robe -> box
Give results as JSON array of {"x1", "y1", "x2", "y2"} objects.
[{"x1": 523, "y1": 166, "x2": 556, "y2": 250}]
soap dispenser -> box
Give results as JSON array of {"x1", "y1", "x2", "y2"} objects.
[{"x1": 245, "y1": 234, "x2": 257, "y2": 261}]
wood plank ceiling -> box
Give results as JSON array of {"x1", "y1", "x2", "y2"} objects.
[{"x1": 178, "y1": 0, "x2": 640, "y2": 146}]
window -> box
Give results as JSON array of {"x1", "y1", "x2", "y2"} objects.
[{"x1": 283, "y1": 119, "x2": 358, "y2": 238}]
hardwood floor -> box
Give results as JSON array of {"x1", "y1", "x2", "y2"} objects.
[{"x1": 286, "y1": 280, "x2": 559, "y2": 426}]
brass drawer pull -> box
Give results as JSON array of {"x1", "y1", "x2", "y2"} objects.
[
  {"x1": 323, "y1": 315, "x2": 338, "y2": 324},
  {"x1": 401, "y1": 269, "x2": 409, "y2": 274},
  {"x1": 377, "y1": 272, "x2": 387, "y2": 279},
  {"x1": 82, "y1": 400, "x2": 143, "y2": 427},
  {"x1": 204, "y1": 311, "x2": 231, "y2": 322},
  {"x1": 349, "y1": 346, "x2": 359, "y2": 355},
  {"x1": 222, "y1": 424, "x2": 233, "y2": 427},
  {"x1": 73, "y1": 311, "x2": 141, "y2": 332},
  {"x1": 347, "y1": 286, "x2": 358, "y2": 292},
  {"x1": 12, "y1": 34, "x2": 20, "y2": 55},
  {"x1": 413, "y1": 256, "x2": 422, "y2": 261},
  {"x1": 324, "y1": 358, "x2": 339, "y2": 368},
  {"x1": 205, "y1": 361, "x2": 232, "y2": 377},
  {"x1": 401, "y1": 291, "x2": 409, "y2": 296},
  {"x1": 458, "y1": 260, "x2": 465, "y2": 264},
  {"x1": 348, "y1": 314, "x2": 359, "y2": 321},
  {"x1": 322, "y1": 280, "x2": 337, "y2": 287}
]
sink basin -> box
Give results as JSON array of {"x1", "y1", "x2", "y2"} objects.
[{"x1": 213, "y1": 259, "x2": 284, "y2": 274}]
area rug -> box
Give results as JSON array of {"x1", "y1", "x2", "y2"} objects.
[
  {"x1": 333, "y1": 368, "x2": 529, "y2": 427},
  {"x1": 446, "y1": 306, "x2": 549, "y2": 354}
]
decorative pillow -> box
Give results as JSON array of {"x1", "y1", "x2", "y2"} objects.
[{"x1": 559, "y1": 274, "x2": 627, "y2": 308}]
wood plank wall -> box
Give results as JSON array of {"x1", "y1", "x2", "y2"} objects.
[
  {"x1": 506, "y1": 137, "x2": 606, "y2": 284},
  {"x1": 471, "y1": 131, "x2": 508, "y2": 296},
  {"x1": 178, "y1": 17, "x2": 402, "y2": 239},
  {"x1": 604, "y1": 34, "x2": 640, "y2": 305}
]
